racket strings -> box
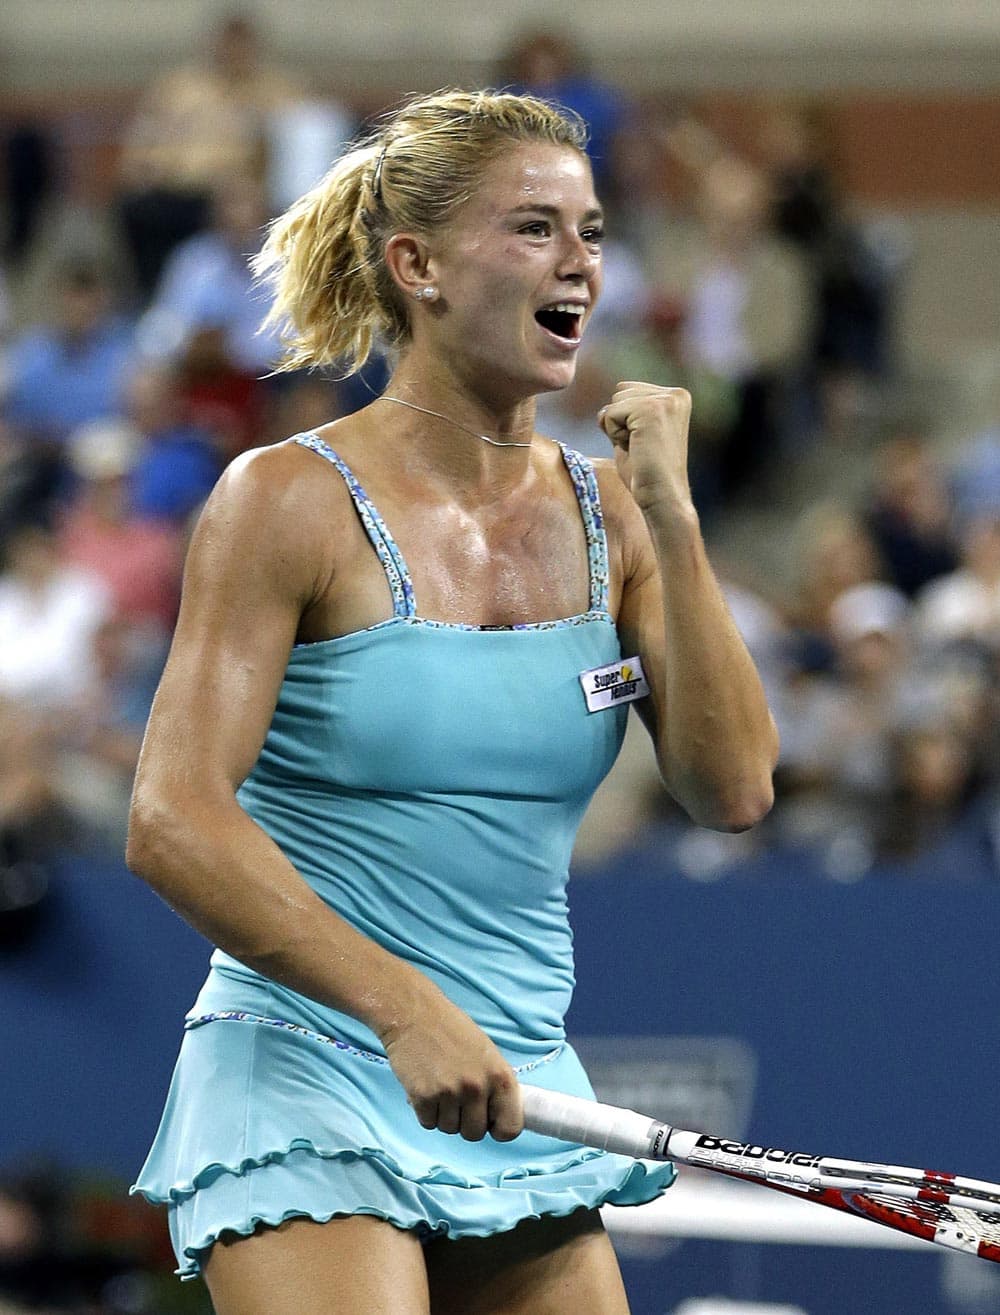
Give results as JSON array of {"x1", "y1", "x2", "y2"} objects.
[{"x1": 857, "y1": 1193, "x2": 1000, "y2": 1257}]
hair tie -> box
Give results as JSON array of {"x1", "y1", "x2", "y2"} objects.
[{"x1": 371, "y1": 144, "x2": 388, "y2": 204}]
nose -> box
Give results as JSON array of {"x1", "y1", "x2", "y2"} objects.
[{"x1": 557, "y1": 232, "x2": 601, "y2": 281}]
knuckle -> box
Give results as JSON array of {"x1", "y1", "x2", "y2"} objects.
[{"x1": 489, "y1": 1116, "x2": 521, "y2": 1143}]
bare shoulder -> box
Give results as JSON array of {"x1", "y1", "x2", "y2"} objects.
[
  {"x1": 206, "y1": 436, "x2": 341, "y2": 530},
  {"x1": 178, "y1": 433, "x2": 368, "y2": 627},
  {"x1": 200, "y1": 432, "x2": 360, "y2": 559}
]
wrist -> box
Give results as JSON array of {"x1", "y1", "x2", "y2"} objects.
[
  {"x1": 360, "y1": 962, "x2": 442, "y2": 1046},
  {"x1": 640, "y1": 495, "x2": 701, "y2": 538}
]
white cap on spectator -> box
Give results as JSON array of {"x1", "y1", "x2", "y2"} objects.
[
  {"x1": 829, "y1": 582, "x2": 911, "y2": 643},
  {"x1": 68, "y1": 418, "x2": 140, "y2": 481}
]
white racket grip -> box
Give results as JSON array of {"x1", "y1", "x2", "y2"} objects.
[{"x1": 520, "y1": 1084, "x2": 675, "y2": 1160}]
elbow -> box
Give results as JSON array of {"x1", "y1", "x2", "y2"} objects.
[
  {"x1": 677, "y1": 764, "x2": 776, "y2": 834},
  {"x1": 706, "y1": 777, "x2": 775, "y2": 833},
  {"x1": 126, "y1": 779, "x2": 194, "y2": 882},
  {"x1": 125, "y1": 786, "x2": 166, "y2": 879}
]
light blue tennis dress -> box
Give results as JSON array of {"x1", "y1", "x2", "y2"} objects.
[{"x1": 131, "y1": 433, "x2": 675, "y2": 1277}]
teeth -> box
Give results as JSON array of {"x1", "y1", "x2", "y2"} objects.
[{"x1": 545, "y1": 303, "x2": 585, "y2": 315}]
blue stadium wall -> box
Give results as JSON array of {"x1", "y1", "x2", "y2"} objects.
[{"x1": 3, "y1": 846, "x2": 998, "y2": 1314}]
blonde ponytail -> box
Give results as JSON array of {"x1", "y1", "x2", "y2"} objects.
[{"x1": 253, "y1": 142, "x2": 393, "y2": 374}]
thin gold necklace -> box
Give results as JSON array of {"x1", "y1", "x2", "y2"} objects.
[{"x1": 378, "y1": 395, "x2": 533, "y2": 449}]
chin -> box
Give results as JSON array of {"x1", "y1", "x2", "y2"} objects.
[{"x1": 531, "y1": 360, "x2": 578, "y2": 396}]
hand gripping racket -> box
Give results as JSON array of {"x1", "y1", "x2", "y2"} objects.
[{"x1": 520, "y1": 1084, "x2": 1000, "y2": 1262}]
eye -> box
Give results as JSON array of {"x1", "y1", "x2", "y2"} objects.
[
  {"x1": 518, "y1": 220, "x2": 551, "y2": 237},
  {"x1": 580, "y1": 226, "x2": 605, "y2": 247}
]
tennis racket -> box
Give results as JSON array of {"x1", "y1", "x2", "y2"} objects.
[{"x1": 520, "y1": 1084, "x2": 1000, "y2": 1262}]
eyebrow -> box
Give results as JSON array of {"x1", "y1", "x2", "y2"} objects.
[{"x1": 506, "y1": 203, "x2": 605, "y2": 224}]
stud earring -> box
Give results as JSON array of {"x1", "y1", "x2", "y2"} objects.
[{"x1": 415, "y1": 286, "x2": 437, "y2": 302}]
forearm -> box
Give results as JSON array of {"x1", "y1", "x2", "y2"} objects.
[
  {"x1": 126, "y1": 787, "x2": 440, "y2": 1041},
  {"x1": 646, "y1": 504, "x2": 778, "y2": 831}
]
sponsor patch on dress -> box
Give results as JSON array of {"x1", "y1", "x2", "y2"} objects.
[{"x1": 579, "y1": 656, "x2": 650, "y2": 712}]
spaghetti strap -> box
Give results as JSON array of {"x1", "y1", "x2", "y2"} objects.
[
  {"x1": 293, "y1": 433, "x2": 415, "y2": 619},
  {"x1": 558, "y1": 445, "x2": 611, "y2": 616}
]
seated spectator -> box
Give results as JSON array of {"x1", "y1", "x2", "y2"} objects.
[
  {"x1": 498, "y1": 27, "x2": 631, "y2": 196},
  {"x1": 773, "y1": 581, "x2": 916, "y2": 873},
  {"x1": 785, "y1": 499, "x2": 885, "y2": 665},
  {"x1": 136, "y1": 171, "x2": 281, "y2": 455},
  {"x1": 265, "y1": 88, "x2": 355, "y2": 216},
  {"x1": 173, "y1": 325, "x2": 269, "y2": 460},
  {"x1": 116, "y1": 11, "x2": 305, "y2": 299},
  {"x1": 57, "y1": 418, "x2": 184, "y2": 636},
  {"x1": 137, "y1": 172, "x2": 280, "y2": 377},
  {"x1": 864, "y1": 432, "x2": 959, "y2": 597},
  {"x1": 757, "y1": 98, "x2": 902, "y2": 402},
  {"x1": 915, "y1": 505, "x2": 1000, "y2": 652},
  {"x1": 57, "y1": 613, "x2": 163, "y2": 850},
  {"x1": 0, "y1": 512, "x2": 111, "y2": 712},
  {"x1": 0, "y1": 504, "x2": 163, "y2": 855},
  {"x1": 124, "y1": 364, "x2": 222, "y2": 524},
  {"x1": 648, "y1": 154, "x2": 813, "y2": 501},
  {"x1": 875, "y1": 716, "x2": 986, "y2": 867},
  {"x1": 0, "y1": 1163, "x2": 156, "y2": 1308},
  {"x1": 0, "y1": 512, "x2": 112, "y2": 870},
  {"x1": 0, "y1": 258, "x2": 134, "y2": 449},
  {"x1": 2, "y1": 115, "x2": 54, "y2": 268}
]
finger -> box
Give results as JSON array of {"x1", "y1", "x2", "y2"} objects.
[
  {"x1": 598, "y1": 405, "x2": 631, "y2": 441},
  {"x1": 413, "y1": 1098, "x2": 440, "y2": 1131},
  {"x1": 487, "y1": 1083, "x2": 524, "y2": 1143},
  {"x1": 610, "y1": 384, "x2": 692, "y2": 412},
  {"x1": 458, "y1": 1094, "x2": 490, "y2": 1142},
  {"x1": 436, "y1": 1096, "x2": 462, "y2": 1136}
]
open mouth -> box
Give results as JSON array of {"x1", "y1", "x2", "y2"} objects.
[{"x1": 534, "y1": 302, "x2": 585, "y2": 342}]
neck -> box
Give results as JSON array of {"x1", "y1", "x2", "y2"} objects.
[{"x1": 374, "y1": 364, "x2": 538, "y2": 486}]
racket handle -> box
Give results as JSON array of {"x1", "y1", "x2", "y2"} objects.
[{"x1": 520, "y1": 1084, "x2": 673, "y2": 1161}]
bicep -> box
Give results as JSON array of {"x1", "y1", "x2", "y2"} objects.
[
  {"x1": 602, "y1": 471, "x2": 666, "y2": 746},
  {"x1": 616, "y1": 542, "x2": 666, "y2": 745}
]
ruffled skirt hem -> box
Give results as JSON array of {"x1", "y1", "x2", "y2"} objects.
[{"x1": 133, "y1": 1139, "x2": 674, "y2": 1279}]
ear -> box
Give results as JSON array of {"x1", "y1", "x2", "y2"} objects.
[{"x1": 384, "y1": 233, "x2": 439, "y2": 302}]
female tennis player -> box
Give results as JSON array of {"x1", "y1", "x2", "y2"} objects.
[{"x1": 126, "y1": 89, "x2": 778, "y2": 1314}]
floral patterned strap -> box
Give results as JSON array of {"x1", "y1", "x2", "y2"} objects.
[
  {"x1": 293, "y1": 433, "x2": 415, "y2": 618},
  {"x1": 557, "y1": 445, "x2": 611, "y2": 616},
  {"x1": 186, "y1": 1010, "x2": 563, "y2": 1075}
]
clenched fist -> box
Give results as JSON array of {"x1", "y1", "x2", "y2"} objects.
[{"x1": 598, "y1": 382, "x2": 694, "y2": 521}]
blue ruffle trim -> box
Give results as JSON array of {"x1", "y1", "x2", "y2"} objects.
[{"x1": 133, "y1": 1138, "x2": 674, "y2": 1279}]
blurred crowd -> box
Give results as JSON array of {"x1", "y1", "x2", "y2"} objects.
[
  {"x1": 0, "y1": 1161, "x2": 195, "y2": 1315},
  {"x1": 1, "y1": 12, "x2": 999, "y2": 984}
]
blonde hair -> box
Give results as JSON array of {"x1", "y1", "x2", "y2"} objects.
[{"x1": 253, "y1": 88, "x2": 588, "y2": 375}]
